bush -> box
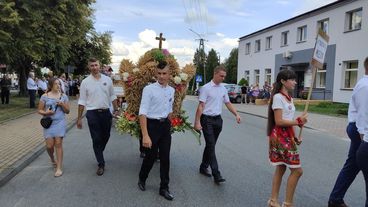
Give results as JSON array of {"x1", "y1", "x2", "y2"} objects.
[{"x1": 238, "y1": 78, "x2": 248, "y2": 86}]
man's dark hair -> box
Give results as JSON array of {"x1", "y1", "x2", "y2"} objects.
[
  {"x1": 365, "y1": 56, "x2": 368, "y2": 69},
  {"x1": 157, "y1": 60, "x2": 168, "y2": 69}
]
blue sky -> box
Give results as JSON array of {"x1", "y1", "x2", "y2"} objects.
[{"x1": 93, "y1": 0, "x2": 336, "y2": 70}]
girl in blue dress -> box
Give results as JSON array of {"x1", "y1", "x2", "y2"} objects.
[{"x1": 38, "y1": 78, "x2": 70, "y2": 177}]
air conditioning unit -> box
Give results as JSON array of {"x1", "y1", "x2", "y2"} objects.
[{"x1": 283, "y1": 51, "x2": 293, "y2": 59}]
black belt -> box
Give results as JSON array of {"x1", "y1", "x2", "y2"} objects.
[
  {"x1": 147, "y1": 117, "x2": 168, "y2": 123},
  {"x1": 90, "y1": 108, "x2": 110, "y2": 113},
  {"x1": 202, "y1": 114, "x2": 221, "y2": 119}
]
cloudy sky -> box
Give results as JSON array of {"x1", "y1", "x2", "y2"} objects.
[{"x1": 93, "y1": 0, "x2": 336, "y2": 71}]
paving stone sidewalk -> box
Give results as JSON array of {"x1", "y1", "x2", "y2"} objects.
[{"x1": 0, "y1": 99, "x2": 79, "y2": 186}]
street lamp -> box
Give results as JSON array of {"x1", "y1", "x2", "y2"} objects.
[{"x1": 217, "y1": 52, "x2": 221, "y2": 64}]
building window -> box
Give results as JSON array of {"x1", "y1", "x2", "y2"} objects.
[
  {"x1": 244, "y1": 70, "x2": 250, "y2": 83},
  {"x1": 317, "y1": 19, "x2": 329, "y2": 34},
  {"x1": 345, "y1": 8, "x2": 362, "y2": 31},
  {"x1": 343, "y1": 60, "x2": 358, "y2": 89},
  {"x1": 255, "y1": 40, "x2": 261, "y2": 52},
  {"x1": 315, "y1": 66, "x2": 326, "y2": 88},
  {"x1": 265, "y1": 68, "x2": 271, "y2": 84},
  {"x1": 254, "y1": 69, "x2": 260, "y2": 84},
  {"x1": 297, "y1": 25, "x2": 307, "y2": 42},
  {"x1": 281, "y1": 31, "x2": 289, "y2": 46},
  {"x1": 266, "y1": 36, "x2": 272, "y2": 50},
  {"x1": 245, "y1": 42, "x2": 251, "y2": 55}
]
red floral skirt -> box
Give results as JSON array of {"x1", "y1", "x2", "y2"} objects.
[{"x1": 269, "y1": 126, "x2": 300, "y2": 168}]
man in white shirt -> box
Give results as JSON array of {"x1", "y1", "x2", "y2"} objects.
[
  {"x1": 77, "y1": 58, "x2": 119, "y2": 176},
  {"x1": 37, "y1": 76, "x2": 47, "y2": 98},
  {"x1": 194, "y1": 65, "x2": 241, "y2": 184},
  {"x1": 329, "y1": 57, "x2": 368, "y2": 207},
  {"x1": 137, "y1": 60, "x2": 175, "y2": 201},
  {"x1": 355, "y1": 57, "x2": 368, "y2": 207},
  {"x1": 27, "y1": 72, "x2": 38, "y2": 108}
]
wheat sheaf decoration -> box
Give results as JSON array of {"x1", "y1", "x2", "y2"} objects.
[{"x1": 115, "y1": 48, "x2": 201, "y2": 144}]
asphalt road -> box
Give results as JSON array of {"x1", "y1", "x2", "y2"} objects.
[{"x1": 0, "y1": 100, "x2": 365, "y2": 207}]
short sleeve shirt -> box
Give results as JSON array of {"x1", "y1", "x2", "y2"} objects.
[
  {"x1": 272, "y1": 93, "x2": 295, "y2": 121},
  {"x1": 199, "y1": 81, "x2": 230, "y2": 116}
]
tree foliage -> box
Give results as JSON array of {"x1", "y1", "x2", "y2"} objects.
[
  {"x1": 224, "y1": 48, "x2": 238, "y2": 84},
  {"x1": 0, "y1": 0, "x2": 112, "y2": 95},
  {"x1": 205, "y1": 48, "x2": 219, "y2": 82}
]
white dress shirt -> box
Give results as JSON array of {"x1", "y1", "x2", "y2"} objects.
[
  {"x1": 272, "y1": 93, "x2": 295, "y2": 121},
  {"x1": 37, "y1": 80, "x2": 47, "y2": 91},
  {"x1": 78, "y1": 74, "x2": 117, "y2": 110},
  {"x1": 351, "y1": 75, "x2": 368, "y2": 141},
  {"x1": 139, "y1": 82, "x2": 175, "y2": 119},
  {"x1": 199, "y1": 80, "x2": 230, "y2": 116},
  {"x1": 27, "y1": 78, "x2": 37, "y2": 90}
]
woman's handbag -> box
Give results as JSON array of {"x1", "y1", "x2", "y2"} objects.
[
  {"x1": 40, "y1": 95, "x2": 62, "y2": 129},
  {"x1": 40, "y1": 116, "x2": 53, "y2": 129}
]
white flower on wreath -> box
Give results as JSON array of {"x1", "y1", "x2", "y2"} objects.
[
  {"x1": 132, "y1": 68, "x2": 140, "y2": 73},
  {"x1": 179, "y1": 72, "x2": 188, "y2": 81},
  {"x1": 122, "y1": 72, "x2": 129, "y2": 81},
  {"x1": 174, "y1": 76, "x2": 182, "y2": 84}
]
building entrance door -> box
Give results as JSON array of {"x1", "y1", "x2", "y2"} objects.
[{"x1": 295, "y1": 71, "x2": 304, "y2": 98}]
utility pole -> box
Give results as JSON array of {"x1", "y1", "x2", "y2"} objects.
[{"x1": 189, "y1": 29, "x2": 207, "y2": 87}]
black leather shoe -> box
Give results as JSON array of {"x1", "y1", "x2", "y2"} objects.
[
  {"x1": 159, "y1": 189, "x2": 174, "y2": 201},
  {"x1": 199, "y1": 168, "x2": 212, "y2": 177},
  {"x1": 138, "y1": 180, "x2": 146, "y2": 191},
  {"x1": 140, "y1": 152, "x2": 145, "y2": 158},
  {"x1": 214, "y1": 175, "x2": 226, "y2": 184},
  {"x1": 96, "y1": 166, "x2": 104, "y2": 176},
  {"x1": 328, "y1": 201, "x2": 348, "y2": 207}
]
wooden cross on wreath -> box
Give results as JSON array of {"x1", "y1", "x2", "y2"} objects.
[{"x1": 155, "y1": 33, "x2": 166, "y2": 49}]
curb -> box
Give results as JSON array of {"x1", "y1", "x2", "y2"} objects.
[{"x1": 0, "y1": 116, "x2": 80, "y2": 187}]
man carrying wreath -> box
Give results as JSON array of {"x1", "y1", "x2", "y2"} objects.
[{"x1": 137, "y1": 59, "x2": 175, "y2": 201}]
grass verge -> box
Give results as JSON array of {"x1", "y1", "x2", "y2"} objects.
[
  {"x1": 295, "y1": 102, "x2": 348, "y2": 117},
  {"x1": 0, "y1": 93, "x2": 36, "y2": 122}
]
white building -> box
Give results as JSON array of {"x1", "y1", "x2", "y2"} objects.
[{"x1": 237, "y1": 0, "x2": 367, "y2": 103}]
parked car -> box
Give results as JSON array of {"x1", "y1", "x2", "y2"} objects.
[{"x1": 225, "y1": 85, "x2": 243, "y2": 103}]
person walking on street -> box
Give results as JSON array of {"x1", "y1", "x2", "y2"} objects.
[
  {"x1": 137, "y1": 60, "x2": 175, "y2": 201},
  {"x1": 194, "y1": 65, "x2": 241, "y2": 184},
  {"x1": 266, "y1": 69, "x2": 308, "y2": 207},
  {"x1": 38, "y1": 78, "x2": 70, "y2": 177},
  {"x1": 27, "y1": 72, "x2": 38, "y2": 108},
  {"x1": 342, "y1": 56, "x2": 368, "y2": 207},
  {"x1": 77, "y1": 58, "x2": 119, "y2": 176},
  {"x1": 0, "y1": 75, "x2": 11, "y2": 104}
]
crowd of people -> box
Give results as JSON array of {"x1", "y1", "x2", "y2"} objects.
[
  {"x1": 31, "y1": 56, "x2": 368, "y2": 206},
  {"x1": 26, "y1": 72, "x2": 82, "y2": 108}
]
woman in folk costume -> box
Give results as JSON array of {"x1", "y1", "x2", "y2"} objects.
[{"x1": 266, "y1": 69, "x2": 308, "y2": 207}]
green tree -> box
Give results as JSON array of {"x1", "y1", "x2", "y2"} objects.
[
  {"x1": 190, "y1": 48, "x2": 207, "y2": 91},
  {"x1": 205, "y1": 49, "x2": 219, "y2": 82},
  {"x1": 224, "y1": 48, "x2": 238, "y2": 84},
  {"x1": 0, "y1": 0, "x2": 111, "y2": 95}
]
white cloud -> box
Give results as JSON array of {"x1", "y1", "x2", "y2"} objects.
[
  {"x1": 216, "y1": 32, "x2": 225, "y2": 37},
  {"x1": 233, "y1": 11, "x2": 252, "y2": 17},
  {"x1": 222, "y1": 38, "x2": 239, "y2": 47},
  {"x1": 276, "y1": 0, "x2": 290, "y2": 5},
  {"x1": 293, "y1": 0, "x2": 336, "y2": 16}
]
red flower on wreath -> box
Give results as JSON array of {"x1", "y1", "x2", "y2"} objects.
[
  {"x1": 124, "y1": 112, "x2": 137, "y2": 121},
  {"x1": 171, "y1": 117, "x2": 183, "y2": 127}
]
